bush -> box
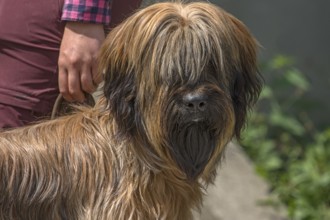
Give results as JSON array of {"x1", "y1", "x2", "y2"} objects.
[
  {"x1": 240, "y1": 55, "x2": 330, "y2": 220},
  {"x1": 281, "y1": 129, "x2": 330, "y2": 219}
]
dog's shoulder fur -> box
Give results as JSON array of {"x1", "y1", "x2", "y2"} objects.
[{"x1": 0, "y1": 98, "x2": 201, "y2": 219}]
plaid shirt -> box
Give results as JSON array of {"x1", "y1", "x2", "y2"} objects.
[{"x1": 61, "y1": 0, "x2": 112, "y2": 25}]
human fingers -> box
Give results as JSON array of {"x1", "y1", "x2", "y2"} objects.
[
  {"x1": 92, "y1": 62, "x2": 104, "y2": 86},
  {"x1": 81, "y1": 62, "x2": 97, "y2": 94},
  {"x1": 67, "y1": 66, "x2": 85, "y2": 102},
  {"x1": 58, "y1": 66, "x2": 74, "y2": 102}
]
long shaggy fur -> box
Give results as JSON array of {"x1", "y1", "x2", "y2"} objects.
[{"x1": 0, "y1": 2, "x2": 262, "y2": 220}]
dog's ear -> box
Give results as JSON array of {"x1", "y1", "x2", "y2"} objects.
[
  {"x1": 104, "y1": 70, "x2": 136, "y2": 138},
  {"x1": 228, "y1": 16, "x2": 263, "y2": 139},
  {"x1": 98, "y1": 25, "x2": 137, "y2": 138}
]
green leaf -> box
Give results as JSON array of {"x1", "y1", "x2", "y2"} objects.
[
  {"x1": 269, "y1": 110, "x2": 305, "y2": 135},
  {"x1": 259, "y1": 86, "x2": 273, "y2": 99},
  {"x1": 264, "y1": 156, "x2": 282, "y2": 170},
  {"x1": 284, "y1": 68, "x2": 310, "y2": 91},
  {"x1": 270, "y1": 55, "x2": 294, "y2": 69}
]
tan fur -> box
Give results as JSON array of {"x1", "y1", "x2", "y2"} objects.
[
  {"x1": 0, "y1": 2, "x2": 262, "y2": 219},
  {"x1": 0, "y1": 99, "x2": 200, "y2": 219}
]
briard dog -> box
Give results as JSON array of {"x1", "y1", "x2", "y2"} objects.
[{"x1": 0, "y1": 1, "x2": 262, "y2": 219}]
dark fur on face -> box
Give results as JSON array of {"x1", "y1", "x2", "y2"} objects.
[
  {"x1": 0, "y1": 2, "x2": 262, "y2": 220},
  {"x1": 100, "y1": 2, "x2": 262, "y2": 180}
]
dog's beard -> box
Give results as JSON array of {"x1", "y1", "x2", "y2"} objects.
[
  {"x1": 161, "y1": 87, "x2": 228, "y2": 180},
  {"x1": 169, "y1": 120, "x2": 218, "y2": 180}
]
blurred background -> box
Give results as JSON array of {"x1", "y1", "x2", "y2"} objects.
[{"x1": 140, "y1": 1, "x2": 330, "y2": 219}]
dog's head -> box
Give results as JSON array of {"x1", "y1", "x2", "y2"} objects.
[{"x1": 98, "y1": 2, "x2": 262, "y2": 180}]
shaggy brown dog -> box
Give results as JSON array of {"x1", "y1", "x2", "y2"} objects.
[{"x1": 0, "y1": 2, "x2": 262, "y2": 219}]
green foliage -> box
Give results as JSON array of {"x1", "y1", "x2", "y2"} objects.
[
  {"x1": 240, "y1": 55, "x2": 330, "y2": 220},
  {"x1": 281, "y1": 130, "x2": 330, "y2": 219}
]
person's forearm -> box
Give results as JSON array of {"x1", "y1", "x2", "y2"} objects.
[{"x1": 58, "y1": 22, "x2": 105, "y2": 102}]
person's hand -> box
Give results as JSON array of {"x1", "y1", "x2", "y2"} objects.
[{"x1": 58, "y1": 22, "x2": 105, "y2": 102}]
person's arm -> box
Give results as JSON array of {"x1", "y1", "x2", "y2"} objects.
[
  {"x1": 59, "y1": 0, "x2": 111, "y2": 102},
  {"x1": 59, "y1": 0, "x2": 142, "y2": 102}
]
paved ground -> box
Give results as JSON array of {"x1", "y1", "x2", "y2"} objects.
[{"x1": 193, "y1": 143, "x2": 287, "y2": 220}]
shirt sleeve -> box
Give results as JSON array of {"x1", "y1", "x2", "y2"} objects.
[{"x1": 61, "y1": 0, "x2": 112, "y2": 25}]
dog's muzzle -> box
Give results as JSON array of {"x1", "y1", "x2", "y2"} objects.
[{"x1": 167, "y1": 89, "x2": 222, "y2": 180}]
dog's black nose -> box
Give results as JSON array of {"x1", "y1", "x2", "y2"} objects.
[{"x1": 183, "y1": 92, "x2": 208, "y2": 112}]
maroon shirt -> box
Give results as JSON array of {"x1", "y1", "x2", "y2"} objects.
[{"x1": 0, "y1": 0, "x2": 65, "y2": 113}]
